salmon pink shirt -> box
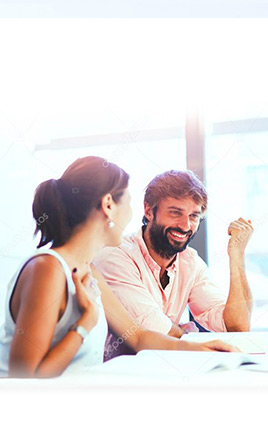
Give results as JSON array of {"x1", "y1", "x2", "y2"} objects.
[{"x1": 93, "y1": 229, "x2": 227, "y2": 334}]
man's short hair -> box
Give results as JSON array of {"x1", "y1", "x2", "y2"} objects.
[{"x1": 143, "y1": 170, "x2": 208, "y2": 225}]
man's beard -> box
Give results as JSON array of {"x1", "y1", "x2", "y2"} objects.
[{"x1": 148, "y1": 220, "x2": 197, "y2": 260}]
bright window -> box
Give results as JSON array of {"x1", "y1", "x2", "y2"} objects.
[
  {"x1": 206, "y1": 129, "x2": 268, "y2": 330},
  {"x1": 0, "y1": 137, "x2": 186, "y2": 325}
]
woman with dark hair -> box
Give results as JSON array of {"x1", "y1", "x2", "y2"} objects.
[{"x1": 0, "y1": 156, "x2": 237, "y2": 378}]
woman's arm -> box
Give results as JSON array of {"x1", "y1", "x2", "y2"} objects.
[
  {"x1": 9, "y1": 257, "x2": 98, "y2": 378},
  {"x1": 92, "y1": 266, "x2": 238, "y2": 353}
]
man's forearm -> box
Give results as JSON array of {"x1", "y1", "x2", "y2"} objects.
[{"x1": 223, "y1": 256, "x2": 252, "y2": 332}]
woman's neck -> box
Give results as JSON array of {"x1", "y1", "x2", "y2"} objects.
[{"x1": 53, "y1": 220, "x2": 105, "y2": 275}]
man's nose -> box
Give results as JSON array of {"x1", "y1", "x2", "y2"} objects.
[{"x1": 177, "y1": 216, "x2": 191, "y2": 232}]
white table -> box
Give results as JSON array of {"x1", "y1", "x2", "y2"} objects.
[{"x1": 1, "y1": 350, "x2": 268, "y2": 447}]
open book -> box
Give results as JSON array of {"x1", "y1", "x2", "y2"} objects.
[
  {"x1": 135, "y1": 350, "x2": 266, "y2": 376},
  {"x1": 91, "y1": 349, "x2": 268, "y2": 379},
  {"x1": 87, "y1": 333, "x2": 268, "y2": 380},
  {"x1": 181, "y1": 331, "x2": 268, "y2": 354}
]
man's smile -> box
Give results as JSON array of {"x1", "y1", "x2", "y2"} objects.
[{"x1": 167, "y1": 229, "x2": 192, "y2": 243}]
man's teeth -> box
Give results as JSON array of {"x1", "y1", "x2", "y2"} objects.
[{"x1": 170, "y1": 231, "x2": 186, "y2": 239}]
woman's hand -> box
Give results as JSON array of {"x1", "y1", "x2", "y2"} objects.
[
  {"x1": 72, "y1": 268, "x2": 99, "y2": 329},
  {"x1": 191, "y1": 340, "x2": 240, "y2": 352}
]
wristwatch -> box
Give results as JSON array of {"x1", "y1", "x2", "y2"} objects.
[{"x1": 68, "y1": 323, "x2": 89, "y2": 343}]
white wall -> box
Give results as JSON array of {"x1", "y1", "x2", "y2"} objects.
[{"x1": 0, "y1": 0, "x2": 268, "y2": 18}]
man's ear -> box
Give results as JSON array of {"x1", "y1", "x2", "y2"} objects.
[
  {"x1": 100, "y1": 193, "x2": 114, "y2": 218},
  {"x1": 144, "y1": 202, "x2": 154, "y2": 223}
]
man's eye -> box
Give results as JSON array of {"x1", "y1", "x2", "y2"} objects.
[{"x1": 191, "y1": 215, "x2": 200, "y2": 220}]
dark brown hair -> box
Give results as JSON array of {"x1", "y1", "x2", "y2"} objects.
[
  {"x1": 143, "y1": 170, "x2": 207, "y2": 225},
  {"x1": 33, "y1": 156, "x2": 129, "y2": 248}
]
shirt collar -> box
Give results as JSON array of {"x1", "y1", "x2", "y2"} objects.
[{"x1": 133, "y1": 227, "x2": 178, "y2": 273}]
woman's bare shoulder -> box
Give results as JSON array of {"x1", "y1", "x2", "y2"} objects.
[
  {"x1": 21, "y1": 253, "x2": 66, "y2": 281},
  {"x1": 15, "y1": 254, "x2": 67, "y2": 301},
  {"x1": 10, "y1": 254, "x2": 67, "y2": 323}
]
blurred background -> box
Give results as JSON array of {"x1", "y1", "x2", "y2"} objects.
[{"x1": 1, "y1": 18, "x2": 268, "y2": 329}]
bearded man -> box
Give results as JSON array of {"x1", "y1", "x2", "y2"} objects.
[{"x1": 94, "y1": 170, "x2": 253, "y2": 351}]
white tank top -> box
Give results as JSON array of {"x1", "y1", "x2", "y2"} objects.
[{"x1": 0, "y1": 249, "x2": 108, "y2": 377}]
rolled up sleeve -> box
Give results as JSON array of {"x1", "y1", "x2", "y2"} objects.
[
  {"x1": 93, "y1": 248, "x2": 172, "y2": 335},
  {"x1": 188, "y1": 257, "x2": 227, "y2": 332}
]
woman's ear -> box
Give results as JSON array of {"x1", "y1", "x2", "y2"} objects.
[{"x1": 100, "y1": 193, "x2": 114, "y2": 218}]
